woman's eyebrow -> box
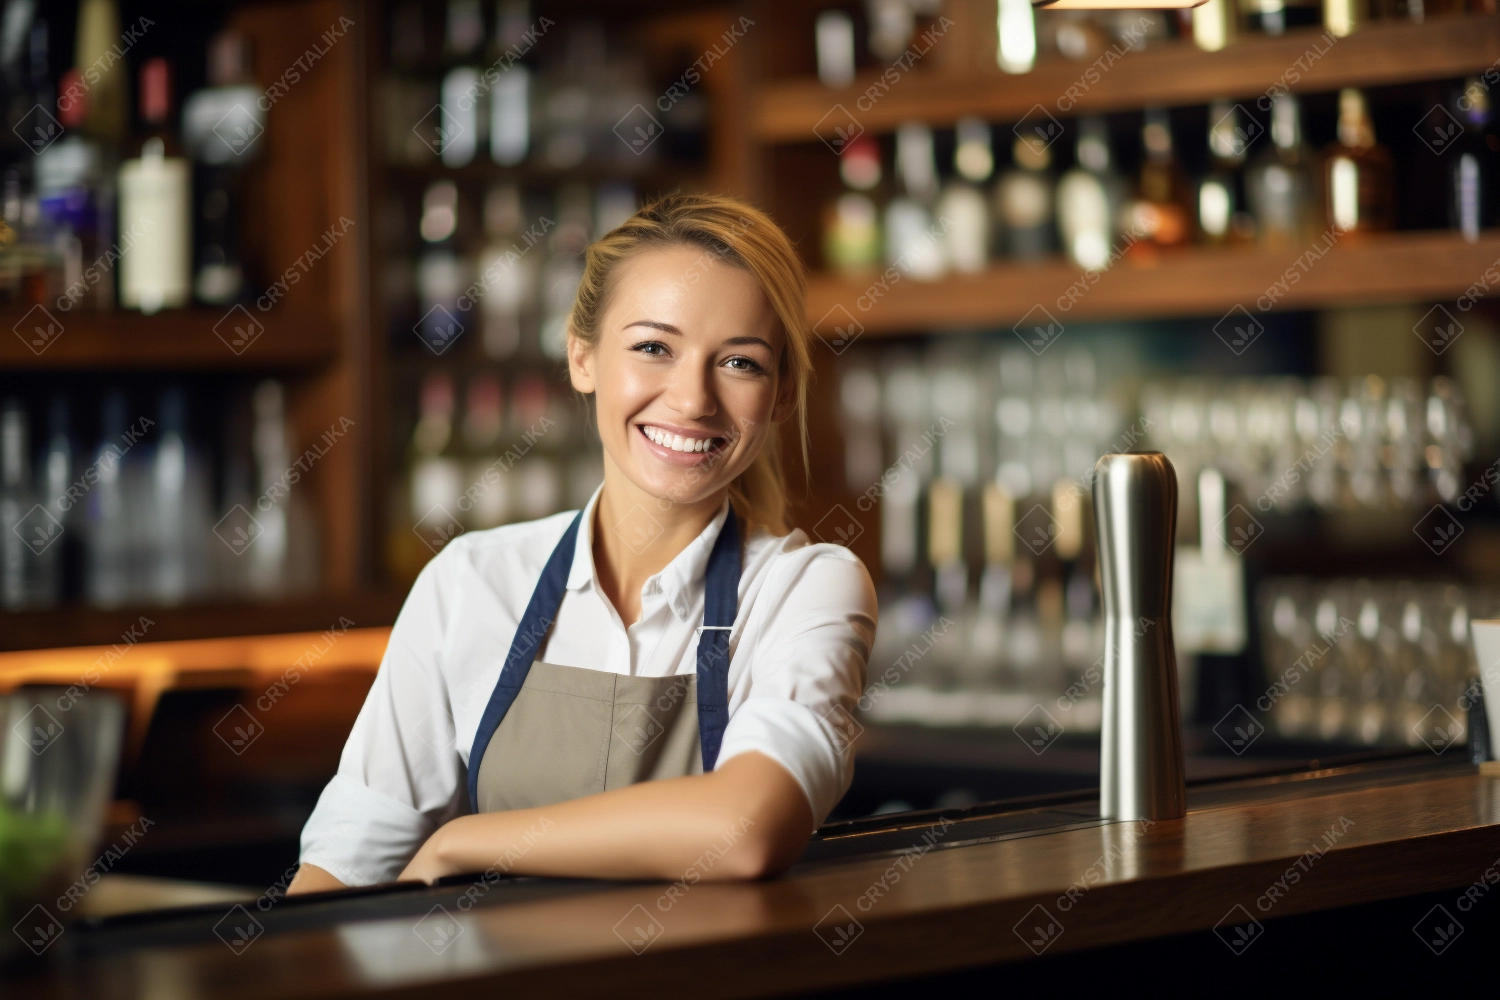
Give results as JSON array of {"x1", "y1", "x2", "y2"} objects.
[
  {"x1": 624, "y1": 320, "x2": 681, "y2": 334},
  {"x1": 623, "y1": 321, "x2": 774, "y2": 352}
]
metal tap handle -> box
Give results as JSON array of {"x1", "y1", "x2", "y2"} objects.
[{"x1": 1093, "y1": 451, "x2": 1186, "y2": 822}]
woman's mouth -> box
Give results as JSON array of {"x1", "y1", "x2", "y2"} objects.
[{"x1": 636, "y1": 423, "x2": 729, "y2": 465}]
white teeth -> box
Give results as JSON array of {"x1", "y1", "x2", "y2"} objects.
[{"x1": 642, "y1": 425, "x2": 718, "y2": 453}]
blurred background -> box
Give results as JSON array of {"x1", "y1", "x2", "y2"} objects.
[{"x1": 3, "y1": 0, "x2": 1500, "y2": 888}]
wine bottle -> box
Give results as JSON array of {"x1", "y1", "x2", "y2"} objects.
[
  {"x1": 823, "y1": 134, "x2": 884, "y2": 277},
  {"x1": 1322, "y1": 88, "x2": 1395, "y2": 236},
  {"x1": 1246, "y1": 92, "x2": 1318, "y2": 248},
  {"x1": 118, "y1": 58, "x2": 192, "y2": 313},
  {"x1": 994, "y1": 134, "x2": 1056, "y2": 260},
  {"x1": 1130, "y1": 108, "x2": 1192, "y2": 250},
  {"x1": 1056, "y1": 116, "x2": 1124, "y2": 270}
]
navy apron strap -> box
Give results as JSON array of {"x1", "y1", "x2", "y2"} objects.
[
  {"x1": 467, "y1": 510, "x2": 583, "y2": 812},
  {"x1": 695, "y1": 505, "x2": 741, "y2": 772}
]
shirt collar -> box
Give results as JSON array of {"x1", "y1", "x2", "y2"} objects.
[{"x1": 566, "y1": 483, "x2": 733, "y2": 622}]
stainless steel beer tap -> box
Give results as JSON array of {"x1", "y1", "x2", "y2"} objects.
[{"x1": 1093, "y1": 451, "x2": 1187, "y2": 822}]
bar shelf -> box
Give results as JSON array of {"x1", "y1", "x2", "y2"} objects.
[{"x1": 756, "y1": 13, "x2": 1500, "y2": 142}]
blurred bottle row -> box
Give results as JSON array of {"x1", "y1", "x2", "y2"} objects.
[
  {"x1": 823, "y1": 83, "x2": 1494, "y2": 279},
  {"x1": 811, "y1": 0, "x2": 1491, "y2": 88},
  {"x1": 390, "y1": 367, "x2": 602, "y2": 579},
  {"x1": 3, "y1": 0, "x2": 270, "y2": 311},
  {"x1": 383, "y1": 4, "x2": 708, "y2": 169},
  {"x1": 836, "y1": 339, "x2": 1478, "y2": 732},
  {"x1": 396, "y1": 179, "x2": 636, "y2": 361},
  {"x1": 1258, "y1": 577, "x2": 1485, "y2": 749},
  {"x1": 0, "y1": 379, "x2": 320, "y2": 611},
  {"x1": 840, "y1": 345, "x2": 1118, "y2": 728},
  {"x1": 1142, "y1": 374, "x2": 1473, "y2": 513}
]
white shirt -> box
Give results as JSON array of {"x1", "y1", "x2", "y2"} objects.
[{"x1": 299, "y1": 484, "x2": 878, "y2": 886}]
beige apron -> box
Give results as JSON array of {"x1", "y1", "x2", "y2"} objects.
[{"x1": 473, "y1": 661, "x2": 704, "y2": 813}]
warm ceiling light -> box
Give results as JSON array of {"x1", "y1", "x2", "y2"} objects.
[{"x1": 1033, "y1": 0, "x2": 1207, "y2": 7}]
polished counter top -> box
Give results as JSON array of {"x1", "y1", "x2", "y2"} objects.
[{"x1": 7, "y1": 753, "x2": 1498, "y2": 998}]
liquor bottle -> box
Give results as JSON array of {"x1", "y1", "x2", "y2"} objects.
[
  {"x1": 996, "y1": 0, "x2": 1038, "y2": 74},
  {"x1": 539, "y1": 184, "x2": 592, "y2": 360},
  {"x1": 1129, "y1": 108, "x2": 1192, "y2": 250},
  {"x1": 119, "y1": 58, "x2": 192, "y2": 313},
  {"x1": 867, "y1": 0, "x2": 915, "y2": 60},
  {"x1": 509, "y1": 373, "x2": 561, "y2": 520},
  {"x1": 1198, "y1": 101, "x2": 1250, "y2": 245},
  {"x1": 73, "y1": 0, "x2": 128, "y2": 144},
  {"x1": 416, "y1": 180, "x2": 469, "y2": 353},
  {"x1": 1322, "y1": 88, "x2": 1394, "y2": 236},
  {"x1": 1447, "y1": 79, "x2": 1494, "y2": 243},
  {"x1": 0, "y1": 399, "x2": 35, "y2": 610},
  {"x1": 1056, "y1": 117, "x2": 1124, "y2": 270},
  {"x1": 1323, "y1": 0, "x2": 1365, "y2": 36},
  {"x1": 409, "y1": 372, "x2": 465, "y2": 530},
  {"x1": 1192, "y1": 0, "x2": 1238, "y2": 50},
  {"x1": 926, "y1": 475, "x2": 966, "y2": 686},
  {"x1": 84, "y1": 390, "x2": 133, "y2": 607},
  {"x1": 476, "y1": 183, "x2": 535, "y2": 359},
  {"x1": 37, "y1": 70, "x2": 110, "y2": 309},
  {"x1": 937, "y1": 118, "x2": 994, "y2": 274},
  {"x1": 885, "y1": 122, "x2": 946, "y2": 279},
  {"x1": 146, "y1": 388, "x2": 211, "y2": 605},
  {"x1": 1246, "y1": 92, "x2": 1318, "y2": 248},
  {"x1": 994, "y1": 134, "x2": 1056, "y2": 261},
  {"x1": 823, "y1": 134, "x2": 884, "y2": 276},
  {"x1": 447, "y1": 0, "x2": 484, "y2": 56},
  {"x1": 181, "y1": 32, "x2": 263, "y2": 305},
  {"x1": 460, "y1": 373, "x2": 508, "y2": 528},
  {"x1": 972, "y1": 482, "x2": 1013, "y2": 686},
  {"x1": 815, "y1": 10, "x2": 857, "y2": 87},
  {"x1": 39, "y1": 396, "x2": 74, "y2": 606},
  {"x1": 489, "y1": 65, "x2": 530, "y2": 166}
]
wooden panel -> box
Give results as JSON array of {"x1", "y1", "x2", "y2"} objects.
[
  {"x1": 0, "y1": 594, "x2": 401, "y2": 654},
  {"x1": 0, "y1": 309, "x2": 337, "y2": 369},
  {"x1": 805, "y1": 231, "x2": 1500, "y2": 335},
  {"x1": 10, "y1": 758, "x2": 1500, "y2": 997},
  {"x1": 232, "y1": 0, "x2": 372, "y2": 592},
  {"x1": 756, "y1": 14, "x2": 1500, "y2": 140}
]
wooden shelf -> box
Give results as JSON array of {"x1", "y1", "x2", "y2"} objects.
[
  {"x1": 0, "y1": 590, "x2": 404, "y2": 653},
  {"x1": 757, "y1": 13, "x2": 1500, "y2": 141},
  {"x1": 0, "y1": 307, "x2": 340, "y2": 370},
  {"x1": 805, "y1": 230, "x2": 1500, "y2": 334}
]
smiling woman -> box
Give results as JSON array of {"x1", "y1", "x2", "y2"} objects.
[{"x1": 288, "y1": 194, "x2": 877, "y2": 893}]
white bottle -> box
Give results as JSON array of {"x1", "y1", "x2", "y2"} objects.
[
  {"x1": 118, "y1": 59, "x2": 190, "y2": 313},
  {"x1": 886, "y1": 122, "x2": 946, "y2": 280},
  {"x1": 937, "y1": 118, "x2": 993, "y2": 274}
]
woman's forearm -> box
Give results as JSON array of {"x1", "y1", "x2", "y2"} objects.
[{"x1": 403, "y1": 751, "x2": 813, "y2": 883}]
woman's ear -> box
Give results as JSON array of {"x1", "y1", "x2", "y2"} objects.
[{"x1": 567, "y1": 330, "x2": 595, "y2": 394}]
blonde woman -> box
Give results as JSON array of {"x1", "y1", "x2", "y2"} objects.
[{"x1": 290, "y1": 194, "x2": 877, "y2": 890}]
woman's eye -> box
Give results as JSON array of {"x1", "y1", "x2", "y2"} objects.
[
  {"x1": 725, "y1": 356, "x2": 766, "y2": 374},
  {"x1": 631, "y1": 341, "x2": 667, "y2": 356}
]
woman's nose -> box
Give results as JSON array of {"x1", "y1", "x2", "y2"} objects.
[{"x1": 662, "y1": 362, "x2": 717, "y2": 418}]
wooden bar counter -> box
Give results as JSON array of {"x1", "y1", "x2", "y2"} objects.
[{"x1": 7, "y1": 752, "x2": 1499, "y2": 997}]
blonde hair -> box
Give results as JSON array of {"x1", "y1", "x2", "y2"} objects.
[{"x1": 568, "y1": 193, "x2": 812, "y2": 535}]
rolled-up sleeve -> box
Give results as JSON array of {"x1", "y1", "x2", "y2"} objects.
[
  {"x1": 717, "y1": 544, "x2": 877, "y2": 830},
  {"x1": 299, "y1": 552, "x2": 468, "y2": 885}
]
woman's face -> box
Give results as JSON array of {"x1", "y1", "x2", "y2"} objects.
[{"x1": 568, "y1": 244, "x2": 793, "y2": 510}]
